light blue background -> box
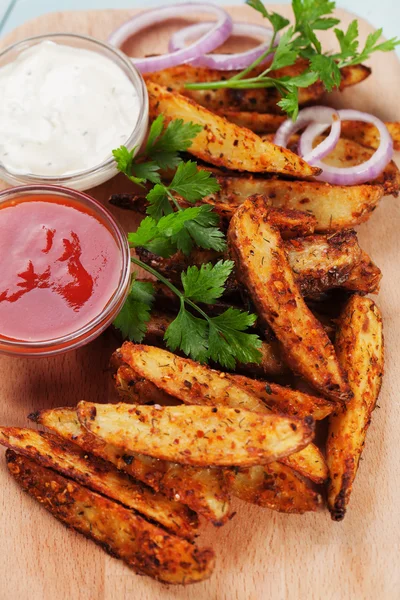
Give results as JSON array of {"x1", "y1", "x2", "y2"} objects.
[{"x1": 0, "y1": 0, "x2": 399, "y2": 54}]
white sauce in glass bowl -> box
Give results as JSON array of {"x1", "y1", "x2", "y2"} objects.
[{"x1": 0, "y1": 40, "x2": 141, "y2": 176}]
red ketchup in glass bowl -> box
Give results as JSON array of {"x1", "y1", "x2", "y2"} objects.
[{"x1": 0, "y1": 185, "x2": 130, "y2": 356}]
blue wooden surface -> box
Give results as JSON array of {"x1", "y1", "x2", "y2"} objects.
[{"x1": 0, "y1": 0, "x2": 399, "y2": 57}]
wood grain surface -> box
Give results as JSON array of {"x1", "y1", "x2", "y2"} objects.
[{"x1": 0, "y1": 5, "x2": 399, "y2": 600}]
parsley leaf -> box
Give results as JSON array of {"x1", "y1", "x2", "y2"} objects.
[
  {"x1": 113, "y1": 279, "x2": 154, "y2": 342},
  {"x1": 146, "y1": 184, "x2": 172, "y2": 221},
  {"x1": 169, "y1": 161, "x2": 221, "y2": 203},
  {"x1": 208, "y1": 309, "x2": 262, "y2": 370},
  {"x1": 164, "y1": 302, "x2": 209, "y2": 363},
  {"x1": 181, "y1": 261, "x2": 234, "y2": 304},
  {"x1": 246, "y1": 0, "x2": 290, "y2": 33}
]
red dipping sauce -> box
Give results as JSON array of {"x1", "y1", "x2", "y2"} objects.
[{"x1": 0, "y1": 186, "x2": 130, "y2": 356}]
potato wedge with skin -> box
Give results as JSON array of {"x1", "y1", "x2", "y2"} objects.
[
  {"x1": 0, "y1": 427, "x2": 197, "y2": 539},
  {"x1": 195, "y1": 175, "x2": 385, "y2": 233},
  {"x1": 221, "y1": 111, "x2": 286, "y2": 134},
  {"x1": 285, "y1": 231, "x2": 364, "y2": 297},
  {"x1": 228, "y1": 373, "x2": 334, "y2": 422},
  {"x1": 117, "y1": 344, "x2": 326, "y2": 483},
  {"x1": 327, "y1": 295, "x2": 384, "y2": 521},
  {"x1": 341, "y1": 250, "x2": 382, "y2": 294},
  {"x1": 226, "y1": 463, "x2": 322, "y2": 514},
  {"x1": 145, "y1": 61, "x2": 370, "y2": 113},
  {"x1": 77, "y1": 402, "x2": 315, "y2": 468},
  {"x1": 147, "y1": 81, "x2": 319, "y2": 178},
  {"x1": 6, "y1": 451, "x2": 214, "y2": 584},
  {"x1": 340, "y1": 121, "x2": 400, "y2": 151},
  {"x1": 266, "y1": 134, "x2": 400, "y2": 196},
  {"x1": 228, "y1": 196, "x2": 352, "y2": 403},
  {"x1": 30, "y1": 408, "x2": 231, "y2": 524}
]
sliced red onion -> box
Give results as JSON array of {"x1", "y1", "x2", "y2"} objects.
[
  {"x1": 274, "y1": 106, "x2": 341, "y2": 163},
  {"x1": 300, "y1": 109, "x2": 393, "y2": 185},
  {"x1": 168, "y1": 21, "x2": 276, "y2": 70},
  {"x1": 108, "y1": 3, "x2": 233, "y2": 74}
]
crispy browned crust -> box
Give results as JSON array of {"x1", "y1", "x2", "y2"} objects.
[
  {"x1": 115, "y1": 364, "x2": 179, "y2": 406},
  {"x1": 0, "y1": 427, "x2": 197, "y2": 539},
  {"x1": 196, "y1": 175, "x2": 386, "y2": 232},
  {"x1": 29, "y1": 407, "x2": 231, "y2": 524},
  {"x1": 226, "y1": 463, "x2": 322, "y2": 513},
  {"x1": 285, "y1": 231, "x2": 363, "y2": 297},
  {"x1": 6, "y1": 451, "x2": 215, "y2": 584},
  {"x1": 269, "y1": 133, "x2": 400, "y2": 197},
  {"x1": 228, "y1": 196, "x2": 352, "y2": 403},
  {"x1": 145, "y1": 61, "x2": 370, "y2": 113},
  {"x1": 146, "y1": 81, "x2": 320, "y2": 178},
  {"x1": 117, "y1": 344, "x2": 325, "y2": 483},
  {"x1": 227, "y1": 373, "x2": 334, "y2": 422},
  {"x1": 342, "y1": 251, "x2": 382, "y2": 294},
  {"x1": 340, "y1": 121, "x2": 400, "y2": 151},
  {"x1": 326, "y1": 296, "x2": 384, "y2": 521},
  {"x1": 221, "y1": 111, "x2": 286, "y2": 133},
  {"x1": 77, "y1": 400, "x2": 315, "y2": 468}
]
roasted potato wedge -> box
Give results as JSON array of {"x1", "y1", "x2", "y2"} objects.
[
  {"x1": 327, "y1": 295, "x2": 384, "y2": 521},
  {"x1": 221, "y1": 113, "x2": 400, "y2": 151},
  {"x1": 228, "y1": 196, "x2": 352, "y2": 403},
  {"x1": 115, "y1": 364, "x2": 179, "y2": 405},
  {"x1": 30, "y1": 407, "x2": 231, "y2": 524},
  {"x1": 117, "y1": 344, "x2": 326, "y2": 483},
  {"x1": 340, "y1": 121, "x2": 400, "y2": 151},
  {"x1": 147, "y1": 81, "x2": 320, "y2": 178},
  {"x1": 285, "y1": 230, "x2": 365, "y2": 297},
  {"x1": 146, "y1": 61, "x2": 370, "y2": 113},
  {"x1": 228, "y1": 373, "x2": 334, "y2": 422},
  {"x1": 341, "y1": 250, "x2": 382, "y2": 293},
  {"x1": 0, "y1": 427, "x2": 197, "y2": 539},
  {"x1": 226, "y1": 463, "x2": 322, "y2": 514},
  {"x1": 194, "y1": 175, "x2": 385, "y2": 233},
  {"x1": 77, "y1": 401, "x2": 315, "y2": 468},
  {"x1": 266, "y1": 133, "x2": 400, "y2": 196},
  {"x1": 6, "y1": 451, "x2": 214, "y2": 584}
]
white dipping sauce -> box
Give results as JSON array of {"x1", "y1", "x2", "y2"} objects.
[{"x1": 0, "y1": 41, "x2": 141, "y2": 176}]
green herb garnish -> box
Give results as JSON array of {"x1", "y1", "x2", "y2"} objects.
[
  {"x1": 185, "y1": 0, "x2": 400, "y2": 119},
  {"x1": 112, "y1": 117, "x2": 262, "y2": 369}
]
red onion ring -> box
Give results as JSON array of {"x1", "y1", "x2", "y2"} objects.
[
  {"x1": 168, "y1": 21, "x2": 276, "y2": 70},
  {"x1": 108, "y1": 3, "x2": 233, "y2": 74},
  {"x1": 274, "y1": 106, "x2": 341, "y2": 163},
  {"x1": 300, "y1": 109, "x2": 394, "y2": 185}
]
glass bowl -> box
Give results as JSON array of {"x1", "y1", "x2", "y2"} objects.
[
  {"x1": 0, "y1": 184, "x2": 131, "y2": 357},
  {"x1": 0, "y1": 33, "x2": 149, "y2": 191}
]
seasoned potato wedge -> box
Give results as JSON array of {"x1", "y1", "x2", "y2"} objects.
[
  {"x1": 327, "y1": 296, "x2": 384, "y2": 521},
  {"x1": 30, "y1": 407, "x2": 231, "y2": 524},
  {"x1": 115, "y1": 364, "x2": 178, "y2": 405},
  {"x1": 228, "y1": 373, "x2": 334, "y2": 422},
  {"x1": 196, "y1": 175, "x2": 386, "y2": 232},
  {"x1": 221, "y1": 113, "x2": 400, "y2": 151},
  {"x1": 266, "y1": 133, "x2": 400, "y2": 196},
  {"x1": 117, "y1": 344, "x2": 326, "y2": 483},
  {"x1": 6, "y1": 451, "x2": 214, "y2": 584},
  {"x1": 77, "y1": 401, "x2": 315, "y2": 468},
  {"x1": 147, "y1": 81, "x2": 319, "y2": 178},
  {"x1": 146, "y1": 61, "x2": 370, "y2": 113},
  {"x1": 341, "y1": 250, "x2": 382, "y2": 294},
  {"x1": 285, "y1": 231, "x2": 364, "y2": 297},
  {"x1": 226, "y1": 463, "x2": 322, "y2": 514},
  {"x1": 340, "y1": 121, "x2": 400, "y2": 151},
  {"x1": 0, "y1": 427, "x2": 197, "y2": 539},
  {"x1": 228, "y1": 196, "x2": 352, "y2": 403}
]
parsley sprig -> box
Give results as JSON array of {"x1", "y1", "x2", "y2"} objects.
[
  {"x1": 185, "y1": 0, "x2": 400, "y2": 119},
  {"x1": 118, "y1": 259, "x2": 262, "y2": 369},
  {"x1": 112, "y1": 117, "x2": 262, "y2": 369},
  {"x1": 113, "y1": 116, "x2": 224, "y2": 255}
]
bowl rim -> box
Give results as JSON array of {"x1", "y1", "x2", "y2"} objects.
[
  {"x1": 0, "y1": 32, "x2": 149, "y2": 186},
  {"x1": 0, "y1": 184, "x2": 131, "y2": 356}
]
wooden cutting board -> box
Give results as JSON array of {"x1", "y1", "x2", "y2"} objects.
[{"x1": 0, "y1": 6, "x2": 399, "y2": 600}]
